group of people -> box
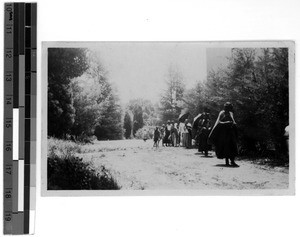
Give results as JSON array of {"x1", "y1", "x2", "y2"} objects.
[
  {"x1": 153, "y1": 120, "x2": 193, "y2": 149},
  {"x1": 153, "y1": 102, "x2": 239, "y2": 167}
]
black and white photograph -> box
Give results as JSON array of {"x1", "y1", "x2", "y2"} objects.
[{"x1": 42, "y1": 41, "x2": 294, "y2": 195}]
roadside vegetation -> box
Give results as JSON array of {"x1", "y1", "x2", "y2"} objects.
[{"x1": 47, "y1": 138, "x2": 120, "y2": 190}]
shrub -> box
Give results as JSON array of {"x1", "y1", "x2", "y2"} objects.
[
  {"x1": 47, "y1": 137, "x2": 120, "y2": 190},
  {"x1": 135, "y1": 126, "x2": 155, "y2": 140}
]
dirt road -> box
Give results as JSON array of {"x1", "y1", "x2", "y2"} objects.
[{"x1": 79, "y1": 140, "x2": 289, "y2": 190}]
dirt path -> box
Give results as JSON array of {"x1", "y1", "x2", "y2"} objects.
[{"x1": 79, "y1": 140, "x2": 289, "y2": 190}]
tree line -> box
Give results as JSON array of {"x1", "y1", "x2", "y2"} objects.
[
  {"x1": 158, "y1": 48, "x2": 289, "y2": 160},
  {"x1": 49, "y1": 47, "x2": 289, "y2": 160},
  {"x1": 48, "y1": 48, "x2": 123, "y2": 141}
]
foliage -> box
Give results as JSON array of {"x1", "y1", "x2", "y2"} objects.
[
  {"x1": 123, "y1": 112, "x2": 132, "y2": 139},
  {"x1": 94, "y1": 91, "x2": 123, "y2": 140},
  {"x1": 48, "y1": 49, "x2": 123, "y2": 141},
  {"x1": 127, "y1": 98, "x2": 160, "y2": 136},
  {"x1": 47, "y1": 137, "x2": 120, "y2": 190},
  {"x1": 87, "y1": 53, "x2": 123, "y2": 140},
  {"x1": 159, "y1": 66, "x2": 185, "y2": 123},
  {"x1": 69, "y1": 79, "x2": 101, "y2": 139},
  {"x1": 135, "y1": 126, "x2": 155, "y2": 140},
  {"x1": 183, "y1": 48, "x2": 289, "y2": 160},
  {"x1": 48, "y1": 48, "x2": 89, "y2": 138}
]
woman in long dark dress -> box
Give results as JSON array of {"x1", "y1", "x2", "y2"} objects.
[
  {"x1": 198, "y1": 109, "x2": 212, "y2": 156},
  {"x1": 209, "y1": 102, "x2": 239, "y2": 167}
]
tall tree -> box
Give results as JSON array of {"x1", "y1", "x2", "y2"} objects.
[
  {"x1": 127, "y1": 98, "x2": 160, "y2": 136},
  {"x1": 204, "y1": 48, "x2": 289, "y2": 158},
  {"x1": 48, "y1": 48, "x2": 88, "y2": 138},
  {"x1": 123, "y1": 112, "x2": 132, "y2": 139},
  {"x1": 159, "y1": 66, "x2": 185, "y2": 123},
  {"x1": 87, "y1": 53, "x2": 123, "y2": 140}
]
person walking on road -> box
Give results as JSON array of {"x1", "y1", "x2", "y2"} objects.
[
  {"x1": 197, "y1": 108, "x2": 212, "y2": 156},
  {"x1": 185, "y1": 119, "x2": 192, "y2": 149},
  {"x1": 153, "y1": 127, "x2": 161, "y2": 148},
  {"x1": 208, "y1": 102, "x2": 239, "y2": 167}
]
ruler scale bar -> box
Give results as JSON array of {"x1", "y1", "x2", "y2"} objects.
[
  {"x1": 18, "y1": 160, "x2": 24, "y2": 212},
  {"x1": 24, "y1": 3, "x2": 32, "y2": 234},
  {"x1": 3, "y1": 3, "x2": 14, "y2": 234},
  {"x1": 4, "y1": 2, "x2": 37, "y2": 235},
  {"x1": 13, "y1": 3, "x2": 18, "y2": 108}
]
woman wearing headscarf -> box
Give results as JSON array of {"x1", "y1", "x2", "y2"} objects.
[{"x1": 208, "y1": 102, "x2": 239, "y2": 167}]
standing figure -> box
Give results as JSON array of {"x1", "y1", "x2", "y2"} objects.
[
  {"x1": 197, "y1": 109, "x2": 212, "y2": 156},
  {"x1": 175, "y1": 123, "x2": 180, "y2": 146},
  {"x1": 161, "y1": 124, "x2": 166, "y2": 147},
  {"x1": 171, "y1": 123, "x2": 179, "y2": 147},
  {"x1": 153, "y1": 127, "x2": 160, "y2": 148},
  {"x1": 158, "y1": 124, "x2": 165, "y2": 146},
  {"x1": 178, "y1": 122, "x2": 185, "y2": 146},
  {"x1": 164, "y1": 121, "x2": 172, "y2": 146},
  {"x1": 185, "y1": 119, "x2": 192, "y2": 149},
  {"x1": 284, "y1": 125, "x2": 289, "y2": 154},
  {"x1": 208, "y1": 102, "x2": 239, "y2": 167}
]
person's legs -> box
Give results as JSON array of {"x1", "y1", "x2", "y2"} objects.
[
  {"x1": 225, "y1": 158, "x2": 230, "y2": 166},
  {"x1": 230, "y1": 157, "x2": 239, "y2": 167}
]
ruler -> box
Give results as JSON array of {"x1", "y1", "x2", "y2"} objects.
[{"x1": 3, "y1": 2, "x2": 37, "y2": 235}]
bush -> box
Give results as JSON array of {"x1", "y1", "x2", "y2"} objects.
[
  {"x1": 135, "y1": 126, "x2": 155, "y2": 140},
  {"x1": 47, "y1": 137, "x2": 120, "y2": 190}
]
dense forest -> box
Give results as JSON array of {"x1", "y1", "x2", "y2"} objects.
[{"x1": 48, "y1": 47, "x2": 289, "y2": 160}]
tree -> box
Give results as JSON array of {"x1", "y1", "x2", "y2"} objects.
[
  {"x1": 204, "y1": 48, "x2": 289, "y2": 159},
  {"x1": 94, "y1": 85, "x2": 123, "y2": 140},
  {"x1": 127, "y1": 99, "x2": 144, "y2": 136},
  {"x1": 48, "y1": 48, "x2": 88, "y2": 138},
  {"x1": 132, "y1": 105, "x2": 143, "y2": 135},
  {"x1": 126, "y1": 98, "x2": 160, "y2": 136},
  {"x1": 86, "y1": 52, "x2": 123, "y2": 140},
  {"x1": 69, "y1": 77, "x2": 102, "y2": 140},
  {"x1": 123, "y1": 112, "x2": 132, "y2": 139},
  {"x1": 159, "y1": 66, "x2": 185, "y2": 123},
  {"x1": 48, "y1": 49, "x2": 123, "y2": 141}
]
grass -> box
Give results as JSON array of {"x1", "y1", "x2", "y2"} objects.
[{"x1": 47, "y1": 137, "x2": 120, "y2": 190}]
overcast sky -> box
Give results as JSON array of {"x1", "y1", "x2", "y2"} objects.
[{"x1": 89, "y1": 43, "x2": 231, "y2": 104}]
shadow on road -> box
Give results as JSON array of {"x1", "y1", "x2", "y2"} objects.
[
  {"x1": 194, "y1": 152, "x2": 214, "y2": 158},
  {"x1": 214, "y1": 164, "x2": 238, "y2": 168}
]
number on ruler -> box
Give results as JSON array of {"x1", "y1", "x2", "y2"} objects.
[
  {"x1": 5, "y1": 4, "x2": 13, "y2": 21},
  {"x1": 5, "y1": 119, "x2": 12, "y2": 129},
  {"x1": 6, "y1": 25, "x2": 13, "y2": 34},
  {"x1": 5, "y1": 4, "x2": 13, "y2": 11},
  {"x1": 5, "y1": 96, "x2": 12, "y2": 105},
  {"x1": 4, "y1": 212, "x2": 12, "y2": 222},
  {"x1": 5, "y1": 166, "x2": 12, "y2": 176},
  {"x1": 5, "y1": 73, "x2": 12, "y2": 81},
  {"x1": 5, "y1": 142, "x2": 12, "y2": 152},
  {"x1": 5, "y1": 49, "x2": 13, "y2": 58},
  {"x1": 4, "y1": 189, "x2": 12, "y2": 199}
]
